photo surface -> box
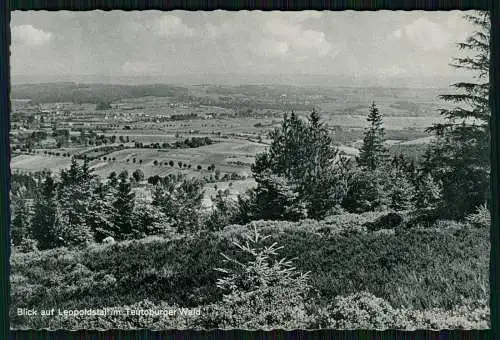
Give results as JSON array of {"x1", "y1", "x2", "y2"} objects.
[{"x1": 9, "y1": 10, "x2": 491, "y2": 330}]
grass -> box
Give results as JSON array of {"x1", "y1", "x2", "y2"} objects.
[
  {"x1": 11, "y1": 154, "x2": 72, "y2": 172},
  {"x1": 87, "y1": 139, "x2": 266, "y2": 179},
  {"x1": 203, "y1": 178, "x2": 257, "y2": 207}
]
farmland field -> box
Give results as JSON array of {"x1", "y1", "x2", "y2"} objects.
[
  {"x1": 11, "y1": 84, "x2": 442, "y2": 181},
  {"x1": 11, "y1": 154, "x2": 72, "y2": 173}
]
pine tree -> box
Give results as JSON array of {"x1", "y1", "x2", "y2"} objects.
[
  {"x1": 250, "y1": 109, "x2": 348, "y2": 220},
  {"x1": 206, "y1": 189, "x2": 238, "y2": 231},
  {"x1": 112, "y1": 171, "x2": 135, "y2": 238},
  {"x1": 152, "y1": 175, "x2": 205, "y2": 233},
  {"x1": 387, "y1": 168, "x2": 416, "y2": 211},
  {"x1": 424, "y1": 12, "x2": 490, "y2": 218},
  {"x1": 252, "y1": 171, "x2": 308, "y2": 221},
  {"x1": 175, "y1": 177, "x2": 205, "y2": 232},
  {"x1": 358, "y1": 102, "x2": 388, "y2": 171},
  {"x1": 414, "y1": 172, "x2": 443, "y2": 211},
  {"x1": 309, "y1": 107, "x2": 322, "y2": 128},
  {"x1": 31, "y1": 174, "x2": 60, "y2": 249},
  {"x1": 11, "y1": 196, "x2": 30, "y2": 246},
  {"x1": 88, "y1": 180, "x2": 118, "y2": 241},
  {"x1": 108, "y1": 171, "x2": 118, "y2": 188},
  {"x1": 342, "y1": 168, "x2": 389, "y2": 213},
  {"x1": 212, "y1": 224, "x2": 311, "y2": 328},
  {"x1": 57, "y1": 159, "x2": 95, "y2": 246},
  {"x1": 132, "y1": 169, "x2": 145, "y2": 182},
  {"x1": 343, "y1": 103, "x2": 393, "y2": 213}
]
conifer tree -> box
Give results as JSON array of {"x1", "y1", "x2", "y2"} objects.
[
  {"x1": 11, "y1": 196, "x2": 30, "y2": 246},
  {"x1": 414, "y1": 172, "x2": 442, "y2": 210},
  {"x1": 57, "y1": 158, "x2": 95, "y2": 246},
  {"x1": 342, "y1": 168, "x2": 388, "y2": 213},
  {"x1": 112, "y1": 171, "x2": 135, "y2": 237},
  {"x1": 358, "y1": 102, "x2": 388, "y2": 171},
  {"x1": 108, "y1": 171, "x2": 118, "y2": 188},
  {"x1": 152, "y1": 175, "x2": 205, "y2": 233},
  {"x1": 250, "y1": 109, "x2": 348, "y2": 220},
  {"x1": 424, "y1": 12, "x2": 490, "y2": 218},
  {"x1": 132, "y1": 169, "x2": 145, "y2": 182},
  {"x1": 31, "y1": 174, "x2": 60, "y2": 249},
  {"x1": 88, "y1": 180, "x2": 118, "y2": 241},
  {"x1": 343, "y1": 103, "x2": 393, "y2": 212},
  {"x1": 387, "y1": 168, "x2": 416, "y2": 211},
  {"x1": 211, "y1": 224, "x2": 311, "y2": 328},
  {"x1": 206, "y1": 189, "x2": 238, "y2": 231}
]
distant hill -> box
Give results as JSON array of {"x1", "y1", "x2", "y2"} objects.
[
  {"x1": 11, "y1": 83, "x2": 189, "y2": 104},
  {"x1": 11, "y1": 74, "x2": 467, "y2": 89},
  {"x1": 399, "y1": 136, "x2": 436, "y2": 145}
]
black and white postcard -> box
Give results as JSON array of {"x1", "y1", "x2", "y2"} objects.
[{"x1": 8, "y1": 10, "x2": 491, "y2": 330}]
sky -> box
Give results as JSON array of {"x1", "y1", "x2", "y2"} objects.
[{"x1": 10, "y1": 10, "x2": 477, "y2": 86}]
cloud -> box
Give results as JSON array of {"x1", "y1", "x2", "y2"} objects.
[
  {"x1": 289, "y1": 10, "x2": 324, "y2": 22},
  {"x1": 389, "y1": 17, "x2": 452, "y2": 50},
  {"x1": 253, "y1": 39, "x2": 289, "y2": 58},
  {"x1": 256, "y1": 17, "x2": 333, "y2": 61},
  {"x1": 153, "y1": 14, "x2": 194, "y2": 38},
  {"x1": 203, "y1": 22, "x2": 232, "y2": 39},
  {"x1": 378, "y1": 65, "x2": 409, "y2": 77},
  {"x1": 12, "y1": 25, "x2": 52, "y2": 46},
  {"x1": 196, "y1": 11, "x2": 332, "y2": 62},
  {"x1": 122, "y1": 61, "x2": 159, "y2": 74}
]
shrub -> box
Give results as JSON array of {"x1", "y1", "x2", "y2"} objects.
[
  {"x1": 132, "y1": 169, "x2": 145, "y2": 182},
  {"x1": 308, "y1": 293, "x2": 489, "y2": 330},
  {"x1": 16, "y1": 238, "x2": 38, "y2": 253},
  {"x1": 363, "y1": 212, "x2": 403, "y2": 232},
  {"x1": 466, "y1": 203, "x2": 490, "y2": 228},
  {"x1": 198, "y1": 225, "x2": 312, "y2": 329},
  {"x1": 46, "y1": 299, "x2": 201, "y2": 330},
  {"x1": 328, "y1": 292, "x2": 397, "y2": 329},
  {"x1": 395, "y1": 299, "x2": 490, "y2": 329}
]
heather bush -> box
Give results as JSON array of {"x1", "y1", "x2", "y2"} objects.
[
  {"x1": 363, "y1": 212, "x2": 404, "y2": 232},
  {"x1": 308, "y1": 293, "x2": 489, "y2": 330},
  {"x1": 45, "y1": 299, "x2": 200, "y2": 330},
  {"x1": 10, "y1": 217, "x2": 489, "y2": 329},
  {"x1": 326, "y1": 292, "x2": 398, "y2": 329},
  {"x1": 15, "y1": 238, "x2": 38, "y2": 253}
]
